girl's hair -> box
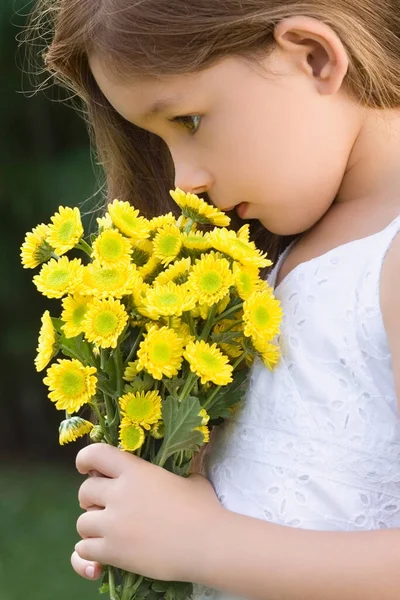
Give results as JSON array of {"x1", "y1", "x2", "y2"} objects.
[{"x1": 22, "y1": 0, "x2": 400, "y2": 263}]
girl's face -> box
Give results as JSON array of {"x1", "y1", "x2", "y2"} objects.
[{"x1": 89, "y1": 36, "x2": 360, "y2": 235}]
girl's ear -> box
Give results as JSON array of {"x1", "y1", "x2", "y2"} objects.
[{"x1": 273, "y1": 16, "x2": 349, "y2": 95}]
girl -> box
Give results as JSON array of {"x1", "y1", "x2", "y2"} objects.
[{"x1": 25, "y1": 1, "x2": 400, "y2": 598}]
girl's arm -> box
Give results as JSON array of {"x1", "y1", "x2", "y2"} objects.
[{"x1": 198, "y1": 511, "x2": 400, "y2": 600}]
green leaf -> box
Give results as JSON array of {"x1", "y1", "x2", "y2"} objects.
[
  {"x1": 151, "y1": 581, "x2": 194, "y2": 600},
  {"x1": 98, "y1": 583, "x2": 110, "y2": 594},
  {"x1": 155, "y1": 396, "x2": 204, "y2": 466},
  {"x1": 207, "y1": 369, "x2": 249, "y2": 420}
]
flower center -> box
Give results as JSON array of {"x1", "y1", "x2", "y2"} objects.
[
  {"x1": 100, "y1": 237, "x2": 124, "y2": 260},
  {"x1": 199, "y1": 351, "x2": 219, "y2": 370},
  {"x1": 159, "y1": 292, "x2": 179, "y2": 307},
  {"x1": 125, "y1": 396, "x2": 153, "y2": 421},
  {"x1": 254, "y1": 306, "x2": 270, "y2": 327},
  {"x1": 95, "y1": 268, "x2": 120, "y2": 287},
  {"x1": 121, "y1": 424, "x2": 143, "y2": 448},
  {"x1": 151, "y1": 342, "x2": 171, "y2": 364},
  {"x1": 200, "y1": 271, "x2": 222, "y2": 293},
  {"x1": 94, "y1": 311, "x2": 118, "y2": 335},
  {"x1": 48, "y1": 268, "x2": 70, "y2": 288},
  {"x1": 73, "y1": 304, "x2": 87, "y2": 326},
  {"x1": 58, "y1": 220, "x2": 75, "y2": 242},
  {"x1": 61, "y1": 370, "x2": 86, "y2": 397}
]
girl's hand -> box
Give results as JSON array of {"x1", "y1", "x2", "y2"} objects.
[{"x1": 73, "y1": 443, "x2": 225, "y2": 584}]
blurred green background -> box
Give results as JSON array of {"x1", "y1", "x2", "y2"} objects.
[{"x1": 1, "y1": 1, "x2": 102, "y2": 598}]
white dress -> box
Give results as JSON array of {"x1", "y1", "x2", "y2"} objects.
[{"x1": 191, "y1": 215, "x2": 400, "y2": 600}]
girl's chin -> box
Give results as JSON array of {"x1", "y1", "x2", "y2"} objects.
[{"x1": 236, "y1": 202, "x2": 250, "y2": 219}]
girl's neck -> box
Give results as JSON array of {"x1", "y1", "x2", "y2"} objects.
[{"x1": 336, "y1": 108, "x2": 400, "y2": 209}]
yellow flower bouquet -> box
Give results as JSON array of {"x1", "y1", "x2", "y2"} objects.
[{"x1": 21, "y1": 188, "x2": 282, "y2": 600}]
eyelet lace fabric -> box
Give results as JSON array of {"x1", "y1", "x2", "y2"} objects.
[{"x1": 191, "y1": 216, "x2": 400, "y2": 600}]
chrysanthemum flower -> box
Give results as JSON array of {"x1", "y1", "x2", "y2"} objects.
[
  {"x1": 108, "y1": 200, "x2": 150, "y2": 240},
  {"x1": 250, "y1": 336, "x2": 281, "y2": 370},
  {"x1": 59, "y1": 417, "x2": 93, "y2": 445},
  {"x1": 181, "y1": 231, "x2": 212, "y2": 252},
  {"x1": 195, "y1": 424, "x2": 210, "y2": 443},
  {"x1": 183, "y1": 340, "x2": 233, "y2": 385},
  {"x1": 168, "y1": 320, "x2": 195, "y2": 346},
  {"x1": 123, "y1": 360, "x2": 141, "y2": 381},
  {"x1": 243, "y1": 290, "x2": 283, "y2": 344},
  {"x1": 130, "y1": 239, "x2": 153, "y2": 267},
  {"x1": 138, "y1": 255, "x2": 164, "y2": 283},
  {"x1": 149, "y1": 213, "x2": 177, "y2": 232},
  {"x1": 33, "y1": 257, "x2": 84, "y2": 299},
  {"x1": 61, "y1": 295, "x2": 91, "y2": 338},
  {"x1": 199, "y1": 408, "x2": 210, "y2": 426},
  {"x1": 212, "y1": 319, "x2": 244, "y2": 358},
  {"x1": 150, "y1": 421, "x2": 165, "y2": 439},
  {"x1": 92, "y1": 229, "x2": 132, "y2": 268},
  {"x1": 209, "y1": 228, "x2": 272, "y2": 268},
  {"x1": 233, "y1": 262, "x2": 261, "y2": 300},
  {"x1": 154, "y1": 257, "x2": 192, "y2": 286},
  {"x1": 20, "y1": 223, "x2": 53, "y2": 269},
  {"x1": 82, "y1": 297, "x2": 128, "y2": 349},
  {"x1": 80, "y1": 263, "x2": 137, "y2": 298},
  {"x1": 35, "y1": 310, "x2": 57, "y2": 372},
  {"x1": 152, "y1": 224, "x2": 183, "y2": 265},
  {"x1": 137, "y1": 325, "x2": 184, "y2": 380},
  {"x1": 119, "y1": 390, "x2": 162, "y2": 430},
  {"x1": 176, "y1": 215, "x2": 197, "y2": 231},
  {"x1": 96, "y1": 213, "x2": 114, "y2": 232},
  {"x1": 47, "y1": 206, "x2": 84, "y2": 255},
  {"x1": 43, "y1": 358, "x2": 97, "y2": 413},
  {"x1": 141, "y1": 281, "x2": 196, "y2": 319},
  {"x1": 187, "y1": 252, "x2": 234, "y2": 306},
  {"x1": 131, "y1": 276, "x2": 148, "y2": 314},
  {"x1": 192, "y1": 294, "x2": 230, "y2": 320},
  {"x1": 170, "y1": 188, "x2": 230, "y2": 227},
  {"x1": 237, "y1": 224, "x2": 251, "y2": 242},
  {"x1": 119, "y1": 419, "x2": 145, "y2": 452}
]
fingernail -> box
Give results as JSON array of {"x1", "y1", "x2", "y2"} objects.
[{"x1": 85, "y1": 566, "x2": 95, "y2": 578}]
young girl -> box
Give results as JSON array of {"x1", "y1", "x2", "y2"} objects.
[{"x1": 25, "y1": 1, "x2": 400, "y2": 598}]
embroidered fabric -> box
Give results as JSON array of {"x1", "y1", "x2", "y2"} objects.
[{"x1": 191, "y1": 215, "x2": 400, "y2": 600}]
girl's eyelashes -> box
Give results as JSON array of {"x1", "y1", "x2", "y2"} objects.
[{"x1": 169, "y1": 114, "x2": 202, "y2": 135}]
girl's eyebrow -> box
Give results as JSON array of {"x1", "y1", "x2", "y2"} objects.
[{"x1": 143, "y1": 93, "x2": 186, "y2": 118}]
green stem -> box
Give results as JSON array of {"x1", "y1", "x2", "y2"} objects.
[
  {"x1": 213, "y1": 300, "x2": 243, "y2": 324},
  {"x1": 179, "y1": 371, "x2": 197, "y2": 402},
  {"x1": 114, "y1": 349, "x2": 123, "y2": 397},
  {"x1": 124, "y1": 327, "x2": 145, "y2": 365},
  {"x1": 77, "y1": 239, "x2": 93, "y2": 257},
  {"x1": 200, "y1": 304, "x2": 218, "y2": 341},
  {"x1": 108, "y1": 566, "x2": 120, "y2": 600},
  {"x1": 121, "y1": 572, "x2": 142, "y2": 600},
  {"x1": 184, "y1": 311, "x2": 196, "y2": 337},
  {"x1": 90, "y1": 400, "x2": 113, "y2": 445},
  {"x1": 184, "y1": 218, "x2": 195, "y2": 234}
]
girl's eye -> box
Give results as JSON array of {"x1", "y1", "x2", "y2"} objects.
[{"x1": 170, "y1": 115, "x2": 202, "y2": 135}]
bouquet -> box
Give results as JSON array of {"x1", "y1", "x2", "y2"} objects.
[{"x1": 20, "y1": 188, "x2": 282, "y2": 600}]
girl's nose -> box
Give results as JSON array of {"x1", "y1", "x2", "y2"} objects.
[{"x1": 173, "y1": 165, "x2": 211, "y2": 196}]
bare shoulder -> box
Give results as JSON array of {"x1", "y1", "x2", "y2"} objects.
[{"x1": 381, "y1": 232, "x2": 400, "y2": 408}]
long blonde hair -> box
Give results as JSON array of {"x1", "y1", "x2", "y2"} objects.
[{"x1": 22, "y1": 0, "x2": 400, "y2": 262}]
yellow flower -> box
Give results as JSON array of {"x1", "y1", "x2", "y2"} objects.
[
  {"x1": 167, "y1": 320, "x2": 195, "y2": 346},
  {"x1": 260, "y1": 342, "x2": 281, "y2": 370},
  {"x1": 150, "y1": 421, "x2": 165, "y2": 439},
  {"x1": 138, "y1": 255, "x2": 164, "y2": 284},
  {"x1": 212, "y1": 319, "x2": 244, "y2": 358},
  {"x1": 82, "y1": 297, "x2": 128, "y2": 349},
  {"x1": 177, "y1": 215, "x2": 197, "y2": 231},
  {"x1": 141, "y1": 281, "x2": 196, "y2": 319},
  {"x1": 183, "y1": 340, "x2": 233, "y2": 385},
  {"x1": 108, "y1": 199, "x2": 151, "y2": 240},
  {"x1": 20, "y1": 223, "x2": 53, "y2": 269},
  {"x1": 154, "y1": 257, "x2": 192, "y2": 286},
  {"x1": 170, "y1": 188, "x2": 230, "y2": 227},
  {"x1": 152, "y1": 224, "x2": 183, "y2": 265},
  {"x1": 119, "y1": 419, "x2": 146, "y2": 452},
  {"x1": 92, "y1": 229, "x2": 132, "y2": 268},
  {"x1": 237, "y1": 224, "x2": 250, "y2": 243},
  {"x1": 130, "y1": 239, "x2": 153, "y2": 267},
  {"x1": 191, "y1": 294, "x2": 231, "y2": 320},
  {"x1": 149, "y1": 213, "x2": 177, "y2": 232},
  {"x1": 59, "y1": 417, "x2": 93, "y2": 445},
  {"x1": 80, "y1": 263, "x2": 137, "y2": 298},
  {"x1": 119, "y1": 390, "x2": 162, "y2": 430},
  {"x1": 43, "y1": 358, "x2": 97, "y2": 413},
  {"x1": 61, "y1": 295, "x2": 91, "y2": 338},
  {"x1": 33, "y1": 257, "x2": 84, "y2": 299},
  {"x1": 47, "y1": 206, "x2": 84, "y2": 255},
  {"x1": 123, "y1": 360, "x2": 141, "y2": 381},
  {"x1": 35, "y1": 310, "x2": 57, "y2": 372},
  {"x1": 137, "y1": 325, "x2": 184, "y2": 380},
  {"x1": 131, "y1": 275, "x2": 148, "y2": 314},
  {"x1": 96, "y1": 213, "x2": 114, "y2": 232},
  {"x1": 181, "y1": 231, "x2": 212, "y2": 252},
  {"x1": 233, "y1": 262, "x2": 261, "y2": 300},
  {"x1": 187, "y1": 252, "x2": 234, "y2": 306},
  {"x1": 198, "y1": 408, "x2": 210, "y2": 426},
  {"x1": 209, "y1": 228, "x2": 272, "y2": 268},
  {"x1": 194, "y1": 425, "x2": 210, "y2": 443},
  {"x1": 243, "y1": 290, "x2": 283, "y2": 344}
]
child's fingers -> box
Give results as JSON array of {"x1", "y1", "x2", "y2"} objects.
[{"x1": 71, "y1": 550, "x2": 103, "y2": 580}]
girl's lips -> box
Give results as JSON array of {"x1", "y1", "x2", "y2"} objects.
[{"x1": 236, "y1": 202, "x2": 249, "y2": 218}]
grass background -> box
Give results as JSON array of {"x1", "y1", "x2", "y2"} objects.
[{"x1": 1, "y1": 463, "x2": 100, "y2": 600}]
